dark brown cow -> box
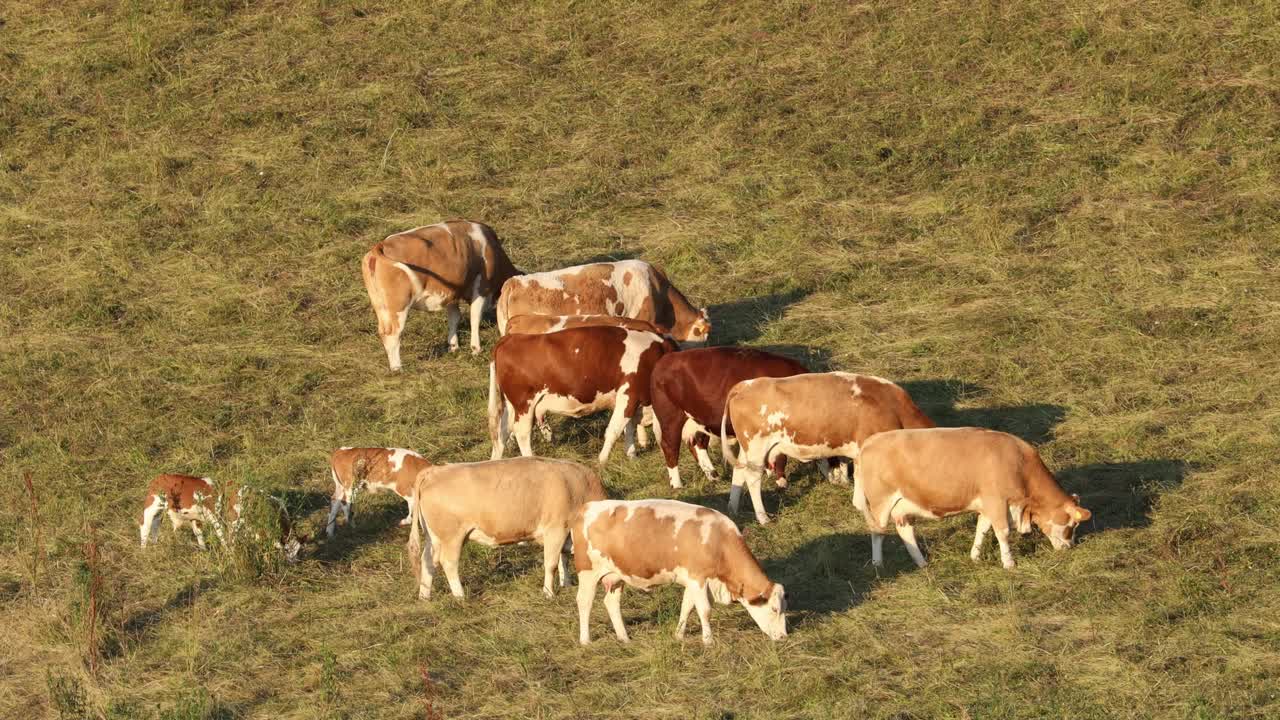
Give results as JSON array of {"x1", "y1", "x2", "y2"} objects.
[
  {"x1": 361, "y1": 220, "x2": 520, "y2": 369},
  {"x1": 488, "y1": 326, "x2": 678, "y2": 464},
  {"x1": 649, "y1": 347, "x2": 842, "y2": 489},
  {"x1": 138, "y1": 474, "x2": 304, "y2": 561},
  {"x1": 496, "y1": 260, "x2": 710, "y2": 345},
  {"x1": 721, "y1": 373, "x2": 935, "y2": 524}
]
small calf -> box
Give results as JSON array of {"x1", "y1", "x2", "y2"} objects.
[
  {"x1": 138, "y1": 474, "x2": 303, "y2": 561},
  {"x1": 407, "y1": 457, "x2": 607, "y2": 599},
  {"x1": 326, "y1": 447, "x2": 432, "y2": 538},
  {"x1": 852, "y1": 427, "x2": 1092, "y2": 569},
  {"x1": 572, "y1": 499, "x2": 787, "y2": 645}
]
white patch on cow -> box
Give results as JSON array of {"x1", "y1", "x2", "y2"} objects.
[
  {"x1": 469, "y1": 528, "x2": 499, "y2": 546},
  {"x1": 393, "y1": 261, "x2": 425, "y2": 298},
  {"x1": 765, "y1": 411, "x2": 787, "y2": 428},
  {"x1": 759, "y1": 404, "x2": 769, "y2": 417},
  {"x1": 550, "y1": 317, "x2": 569, "y2": 332},
  {"x1": 387, "y1": 448, "x2": 420, "y2": 472},
  {"x1": 339, "y1": 446, "x2": 352, "y2": 451},
  {"x1": 527, "y1": 272, "x2": 567, "y2": 290},
  {"x1": 466, "y1": 223, "x2": 490, "y2": 256},
  {"x1": 667, "y1": 466, "x2": 682, "y2": 488},
  {"x1": 538, "y1": 389, "x2": 617, "y2": 418},
  {"x1": 619, "y1": 331, "x2": 655, "y2": 375}
]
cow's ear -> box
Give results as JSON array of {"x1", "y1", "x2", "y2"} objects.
[
  {"x1": 770, "y1": 584, "x2": 785, "y2": 612},
  {"x1": 1072, "y1": 506, "x2": 1091, "y2": 523},
  {"x1": 1071, "y1": 493, "x2": 1081, "y2": 504}
]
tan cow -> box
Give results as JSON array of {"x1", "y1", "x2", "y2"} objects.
[
  {"x1": 495, "y1": 260, "x2": 711, "y2": 346},
  {"x1": 853, "y1": 427, "x2": 1092, "y2": 569},
  {"x1": 572, "y1": 499, "x2": 787, "y2": 645},
  {"x1": 138, "y1": 474, "x2": 303, "y2": 561},
  {"x1": 502, "y1": 313, "x2": 666, "y2": 447},
  {"x1": 487, "y1": 326, "x2": 677, "y2": 464},
  {"x1": 326, "y1": 447, "x2": 432, "y2": 539},
  {"x1": 406, "y1": 457, "x2": 607, "y2": 599},
  {"x1": 361, "y1": 220, "x2": 520, "y2": 369},
  {"x1": 721, "y1": 372, "x2": 934, "y2": 524}
]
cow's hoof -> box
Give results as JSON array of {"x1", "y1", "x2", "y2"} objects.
[
  {"x1": 774, "y1": 478, "x2": 788, "y2": 489},
  {"x1": 542, "y1": 587, "x2": 555, "y2": 599},
  {"x1": 470, "y1": 346, "x2": 482, "y2": 355}
]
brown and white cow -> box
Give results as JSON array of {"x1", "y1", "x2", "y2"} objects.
[
  {"x1": 326, "y1": 447, "x2": 432, "y2": 538},
  {"x1": 503, "y1": 313, "x2": 667, "y2": 447},
  {"x1": 572, "y1": 499, "x2": 787, "y2": 645},
  {"x1": 649, "y1": 346, "x2": 841, "y2": 489},
  {"x1": 721, "y1": 372, "x2": 935, "y2": 524},
  {"x1": 361, "y1": 220, "x2": 520, "y2": 369},
  {"x1": 496, "y1": 260, "x2": 711, "y2": 346},
  {"x1": 406, "y1": 457, "x2": 607, "y2": 599},
  {"x1": 138, "y1": 474, "x2": 303, "y2": 561},
  {"x1": 487, "y1": 326, "x2": 678, "y2": 464},
  {"x1": 853, "y1": 427, "x2": 1092, "y2": 569}
]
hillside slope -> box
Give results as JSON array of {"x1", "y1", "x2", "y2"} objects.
[{"x1": 2, "y1": 1, "x2": 1278, "y2": 718}]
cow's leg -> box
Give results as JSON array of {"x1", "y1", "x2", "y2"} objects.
[
  {"x1": 446, "y1": 304, "x2": 461, "y2": 352},
  {"x1": 468, "y1": 294, "x2": 488, "y2": 355},
  {"x1": 871, "y1": 533, "x2": 885, "y2": 567},
  {"x1": 635, "y1": 406, "x2": 653, "y2": 449},
  {"x1": 344, "y1": 484, "x2": 358, "y2": 528},
  {"x1": 400, "y1": 496, "x2": 414, "y2": 526},
  {"x1": 623, "y1": 416, "x2": 638, "y2": 459},
  {"x1": 769, "y1": 455, "x2": 788, "y2": 488},
  {"x1": 576, "y1": 570, "x2": 600, "y2": 645},
  {"x1": 675, "y1": 583, "x2": 698, "y2": 639},
  {"x1": 558, "y1": 535, "x2": 574, "y2": 588},
  {"x1": 602, "y1": 577, "x2": 629, "y2": 643},
  {"x1": 491, "y1": 399, "x2": 512, "y2": 460},
  {"x1": 326, "y1": 469, "x2": 346, "y2": 539},
  {"x1": 989, "y1": 508, "x2": 1016, "y2": 569},
  {"x1": 655, "y1": 401, "x2": 688, "y2": 488},
  {"x1": 190, "y1": 521, "x2": 208, "y2": 550},
  {"x1": 535, "y1": 406, "x2": 552, "y2": 443},
  {"x1": 827, "y1": 459, "x2": 850, "y2": 485},
  {"x1": 440, "y1": 535, "x2": 467, "y2": 598},
  {"x1": 738, "y1": 445, "x2": 772, "y2": 525},
  {"x1": 970, "y1": 514, "x2": 992, "y2": 562},
  {"x1": 512, "y1": 408, "x2": 536, "y2": 457},
  {"x1": 540, "y1": 530, "x2": 568, "y2": 598},
  {"x1": 893, "y1": 513, "x2": 927, "y2": 568},
  {"x1": 728, "y1": 458, "x2": 763, "y2": 520},
  {"x1": 692, "y1": 580, "x2": 714, "y2": 645},
  {"x1": 416, "y1": 529, "x2": 436, "y2": 600},
  {"x1": 139, "y1": 495, "x2": 165, "y2": 547},
  {"x1": 693, "y1": 434, "x2": 719, "y2": 482},
  {"x1": 597, "y1": 391, "x2": 633, "y2": 464}
]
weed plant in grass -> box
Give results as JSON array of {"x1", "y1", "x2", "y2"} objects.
[{"x1": 2, "y1": 0, "x2": 1279, "y2": 718}]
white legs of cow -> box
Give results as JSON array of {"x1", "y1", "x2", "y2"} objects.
[
  {"x1": 467, "y1": 292, "x2": 488, "y2": 355},
  {"x1": 727, "y1": 444, "x2": 772, "y2": 525}
]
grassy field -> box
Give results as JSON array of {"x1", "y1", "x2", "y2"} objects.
[{"x1": 3, "y1": 0, "x2": 1280, "y2": 717}]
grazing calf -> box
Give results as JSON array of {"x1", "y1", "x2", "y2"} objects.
[
  {"x1": 138, "y1": 474, "x2": 303, "y2": 561},
  {"x1": 572, "y1": 499, "x2": 787, "y2": 645},
  {"x1": 361, "y1": 220, "x2": 520, "y2": 369},
  {"x1": 853, "y1": 427, "x2": 1092, "y2": 569},
  {"x1": 326, "y1": 447, "x2": 432, "y2": 538},
  {"x1": 496, "y1": 260, "x2": 711, "y2": 346},
  {"x1": 649, "y1": 346, "x2": 840, "y2": 489},
  {"x1": 722, "y1": 372, "x2": 934, "y2": 524},
  {"x1": 406, "y1": 457, "x2": 607, "y2": 599},
  {"x1": 488, "y1": 326, "x2": 677, "y2": 463}
]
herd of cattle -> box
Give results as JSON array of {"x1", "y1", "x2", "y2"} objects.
[{"x1": 138, "y1": 219, "x2": 1092, "y2": 644}]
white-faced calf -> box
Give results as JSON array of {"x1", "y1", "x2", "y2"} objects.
[
  {"x1": 138, "y1": 474, "x2": 303, "y2": 561},
  {"x1": 852, "y1": 427, "x2": 1092, "y2": 569},
  {"x1": 326, "y1": 447, "x2": 431, "y2": 538},
  {"x1": 407, "y1": 457, "x2": 607, "y2": 599},
  {"x1": 572, "y1": 499, "x2": 787, "y2": 645}
]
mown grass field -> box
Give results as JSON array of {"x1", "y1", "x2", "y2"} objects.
[{"x1": 3, "y1": 1, "x2": 1280, "y2": 717}]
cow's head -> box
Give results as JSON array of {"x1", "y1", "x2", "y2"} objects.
[
  {"x1": 1033, "y1": 494, "x2": 1091, "y2": 550},
  {"x1": 741, "y1": 582, "x2": 787, "y2": 640},
  {"x1": 682, "y1": 308, "x2": 712, "y2": 347}
]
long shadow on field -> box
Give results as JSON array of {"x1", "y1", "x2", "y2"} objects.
[
  {"x1": 1055, "y1": 459, "x2": 1192, "y2": 535},
  {"x1": 901, "y1": 379, "x2": 1066, "y2": 445},
  {"x1": 763, "y1": 533, "x2": 912, "y2": 621},
  {"x1": 121, "y1": 577, "x2": 216, "y2": 646},
  {"x1": 310, "y1": 495, "x2": 416, "y2": 562},
  {"x1": 708, "y1": 288, "x2": 812, "y2": 344}
]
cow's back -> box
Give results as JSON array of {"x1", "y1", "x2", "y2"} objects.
[
  {"x1": 731, "y1": 373, "x2": 931, "y2": 448},
  {"x1": 377, "y1": 223, "x2": 480, "y2": 297},
  {"x1": 654, "y1": 347, "x2": 808, "y2": 431},
  {"x1": 498, "y1": 261, "x2": 667, "y2": 330},
  {"x1": 494, "y1": 326, "x2": 631, "y2": 402}
]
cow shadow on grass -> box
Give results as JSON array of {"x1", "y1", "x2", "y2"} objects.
[
  {"x1": 763, "y1": 533, "x2": 914, "y2": 622},
  {"x1": 309, "y1": 493, "x2": 417, "y2": 562},
  {"x1": 900, "y1": 379, "x2": 1066, "y2": 445},
  {"x1": 1056, "y1": 459, "x2": 1193, "y2": 536},
  {"x1": 114, "y1": 577, "x2": 218, "y2": 657},
  {"x1": 708, "y1": 288, "x2": 812, "y2": 345}
]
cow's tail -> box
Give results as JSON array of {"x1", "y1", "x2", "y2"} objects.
[
  {"x1": 720, "y1": 402, "x2": 741, "y2": 469},
  {"x1": 486, "y1": 361, "x2": 503, "y2": 447},
  {"x1": 407, "y1": 488, "x2": 424, "y2": 585}
]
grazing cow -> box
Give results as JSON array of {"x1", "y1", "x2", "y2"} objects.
[
  {"x1": 487, "y1": 326, "x2": 677, "y2": 464},
  {"x1": 572, "y1": 499, "x2": 787, "y2": 645},
  {"x1": 361, "y1": 220, "x2": 520, "y2": 369},
  {"x1": 852, "y1": 427, "x2": 1092, "y2": 569},
  {"x1": 496, "y1": 260, "x2": 711, "y2": 346},
  {"x1": 406, "y1": 457, "x2": 607, "y2": 599},
  {"x1": 721, "y1": 372, "x2": 934, "y2": 524},
  {"x1": 138, "y1": 474, "x2": 303, "y2": 561},
  {"x1": 326, "y1": 447, "x2": 432, "y2": 539},
  {"x1": 649, "y1": 347, "x2": 841, "y2": 489},
  {"x1": 504, "y1": 313, "x2": 666, "y2": 447}
]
